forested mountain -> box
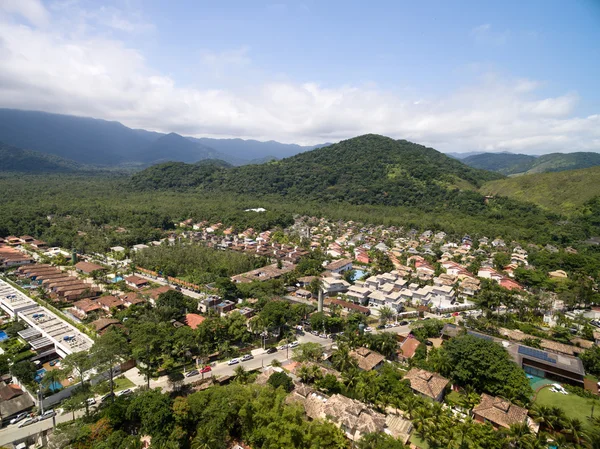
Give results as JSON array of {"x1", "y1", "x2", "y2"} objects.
[
  {"x1": 446, "y1": 151, "x2": 484, "y2": 159},
  {"x1": 132, "y1": 134, "x2": 504, "y2": 209},
  {"x1": 481, "y1": 165, "x2": 600, "y2": 214},
  {"x1": 463, "y1": 151, "x2": 600, "y2": 175},
  {"x1": 0, "y1": 141, "x2": 87, "y2": 172},
  {"x1": 462, "y1": 153, "x2": 537, "y2": 175},
  {"x1": 188, "y1": 137, "x2": 329, "y2": 161},
  {"x1": 0, "y1": 109, "x2": 327, "y2": 166},
  {"x1": 137, "y1": 132, "x2": 225, "y2": 164},
  {"x1": 0, "y1": 109, "x2": 150, "y2": 165}
]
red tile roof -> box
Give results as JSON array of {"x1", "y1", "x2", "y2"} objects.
[{"x1": 185, "y1": 313, "x2": 206, "y2": 330}]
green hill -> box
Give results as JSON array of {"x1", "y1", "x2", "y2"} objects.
[
  {"x1": 132, "y1": 134, "x2": 503, "y2": 209},
  {"x1": 481, "y1": 165, "x2": 600, "y2": 214},
  {"x1": 463, "y1": 151, "x2": 600, "y2": 175},
  {"x1": 462, "y1": 153, "x2": 537, "y2": 175},
  {"x1": 0, "y1": 141, "x2": 87, "y2": 173}
]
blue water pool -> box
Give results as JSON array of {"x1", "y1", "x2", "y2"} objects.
[
  {"x1": 353, "y1": 269, "x2": 367, "y2": 281},
  {"x1": 35, "y1": 368, "x2": 47, "y2": 383},
  {"x1": 35, "y1": 368, "x2": 63, "y2": 391},
  {"x1": 0, "y1": 331, "x2": 8, "y2": 342},
  {"x1": 112, "y1": 276, "x2": 124, "y2": 283}
]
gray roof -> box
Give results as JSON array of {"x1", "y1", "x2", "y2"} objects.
[{"x1": 0, "y1": 393, "x2": 34, "y2": 419}]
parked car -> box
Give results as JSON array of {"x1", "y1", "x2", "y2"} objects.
[
  {"x1": 185, "y1": 369, "x2": 199, "y2": 377},
  {"x1": 278, "y1": 344, "x2": 288, "y2": 350},
  {"x1": 228, "y1": 358, "x2": 240, "y2": 366},
  {"x1": 200, "y1": 366, "x2": 212, "y2": 374},
  {"x1": 265, "y1": 347, "x2": 277, "y2": 354},
  {"x1": 40, "y1": 410, "x2": 55, "y2": 420},
  {"x1": 289, "y1": 341, "x2": 299, "y2": 348},
  {"x1": 117, "y1": 389, "x2": 132, "y2": 396},
  {"x1": 10, "y1": 412, "x2": 28, "y2": 425},
  {"x1": 241, "y1": 354, "x2": 254, "y2": 362},
  {"x1": 18, "y1": 417, "x2": 36, "y2": 428},
  {"x1": 86, "y1": 397, "x2": 96, "y2": 405},
  {"x1": 319, "y1": 333, "x2": 328, "y2": 339},
  {"x1": 399, "y1": 321, "x2": 409, "y2": 326}
]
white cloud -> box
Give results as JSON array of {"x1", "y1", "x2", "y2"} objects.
[
  {"x1": 0, "y1": 0, "x2": 49, "y2": 27},
  {"x1": 0, "y1": 8, "x2": 598, "y2": 155}
]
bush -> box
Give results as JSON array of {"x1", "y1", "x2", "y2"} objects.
[{"x1": 267, "y1": 371, "x2": 293, "y2": 392}]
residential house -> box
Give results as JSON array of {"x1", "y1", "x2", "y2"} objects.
[
  {"x1": 124, "y1": 275, "x2": 149, "y2": 289},
  {"x1": 72, "y1": 298, "x2": 101, "y2": 318},
  {"x1": 321, "y1": 277, "x2": 350, "y2": 296},
  {"x1": 349, "y1": 347, "x2": 385, "y2": 371},
  {"x1": 302, "y1": 393, "x2": 392, "y2": 442},
  {"x1": 0, "y1": 383, "x2": 34, "y2": 423},
  {"x1": 398, "y1": 337, "x2": 421, "y2": 361},
  {"x1": 90, "y1": 318, "x2": 122, "y2": 335},
  {"x1": 324, "y1": 258, "x2": 353, "y2": 274},
  {"x1": 403, "y1": 368, "x2": 449, "y2": 402},
  {"x1": 327, "y1": 298, "x2": 370, "y2": 316},
  {"x1": 472, "y1": 394, "x2": 529, "y2": 430},
  {"x1": 75, "y1": 261, "x2": 105, "y2": 275},
  {"x1": 97, "y1": 295, "x2": 125, "y2": 313},
  {"x1": 185, "y1": 313, "x2": 206, "y2": 330}
]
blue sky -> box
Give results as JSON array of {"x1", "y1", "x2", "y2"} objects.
[{"x1": 0, "y1": 0, "x2": 599, "y2": 153}]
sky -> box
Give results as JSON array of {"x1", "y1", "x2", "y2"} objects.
[{"x1": 0, "y1": 0, "x2": 599, "y2": 154}]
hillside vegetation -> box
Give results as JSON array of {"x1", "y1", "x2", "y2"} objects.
[
  {"x1": 481, "y1": 165, "x2": 600, "y2": 214},
  {"x1": 464, "y1": 151, "x2": 600, "y2": 175},
  {"x1": 0, "y1": 141, "x2": 87, "y2": 172},
  {"x1": 132, "y1": 134, "x2": 503, "y2": 209}
]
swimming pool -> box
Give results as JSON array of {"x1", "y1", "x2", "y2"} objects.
[
  {"x1": 35, "y1": 368, "x2": 47, "y2": 383},
  {"x1": 0, "y1": 331, "x2": 8, "y2": 342},
  {"x1": 35, "y1": 369, "x2": 63, "y2": 391},
  {"x1": 111, "y1": 276, "x2": 124, "y2": 283},
  {"x1": 527, "y1": 374, "x2": 553, "y2": 391},
  {"x1": 353, "y1": 269, "x2": 367, "y2": 281}
]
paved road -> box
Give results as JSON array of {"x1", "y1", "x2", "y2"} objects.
[
  {"x1": 0, "y1": 409, "x2": 85, "y2": 447},
  {"x1": 133, "y1": 332, "x2": 335, "y2": 390}
]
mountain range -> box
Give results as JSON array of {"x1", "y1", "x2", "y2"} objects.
[
  {"x1": 0, "y1": 109, "x2": 325, "y2": 167},
  {"x1": 461, "y1": 151, "x2": 600, "y2": 175}
]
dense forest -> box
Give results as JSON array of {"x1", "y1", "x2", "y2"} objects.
[
  {"x1": 0, "y1": 141, "x2": 87, "y2": 173},
  {"x1": 0, "y1": 173, "x2": 598, "y2": 253},
  {"x1": 463, "y1": 151, "x2": 600, "y2": 175},
  {"x1": 1, "y1": 134, "x2": 599, "y2": 252},
  {"x1": 132, "y1": 135, "x2": 504, "y2": 209},
  {"x1": 133, "y1": 244, "x2": 268, "y2": 284}
]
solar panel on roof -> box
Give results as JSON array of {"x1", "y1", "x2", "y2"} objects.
[
  {"x1": 518, "y1": 345, "x2": 556, "y2": 364},
  {"x1": 467, "y1": 330, "x2": 493, "y2": 341}
]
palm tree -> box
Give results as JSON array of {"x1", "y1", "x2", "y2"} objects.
[
  {"x1": 233, "y1": 365, "x2": 249, "y2": 384},
  {"x1": 331, "y1": 344, "x2": 356, "y2": 372},
  {"x1": 42, "y1": 368, "x2": 64, "y2": 394},
  {"x1": 342, "y1": 367, "x2": 360, "y2": 390},
  {"x1": 563, "y1": 418, "x2": 588, "y2": 446},
  {"x1": 503, "y1": 422, "x2": 532, "y2": 449},
  {"x1": 191, "y1": 425, "x2": 221, "y2": 449},
  {"x1": 379, "y1": 306, "x2": 395, "y2": 325},
  {"x1": 401, "y1": 394, "x2": 422, "y2": 419}
]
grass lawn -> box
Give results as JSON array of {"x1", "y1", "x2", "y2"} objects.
[
  {"x1": 113, "y1": 376, "x2": 135, "y2": 391},
  {"x1": 410, "y1": 434, "x2": 430, "y2": 449},
  {"x1": 534, "y1": 387, "x2": 598, "y2": 430}
]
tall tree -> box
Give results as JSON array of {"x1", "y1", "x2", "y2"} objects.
[{"x1": 91, "y1": 329, "x2": 130, "y2": 401}]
